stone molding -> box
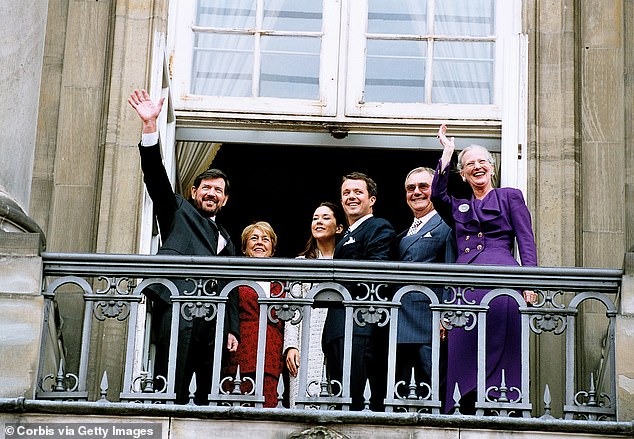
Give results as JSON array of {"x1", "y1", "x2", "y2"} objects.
[{"x1": 0, "y1": 193, "x2": 46, "y2": 252}]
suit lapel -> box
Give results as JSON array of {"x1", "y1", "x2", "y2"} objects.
[
  {"x1": 399, "y1": 214, "x2": 440, "y2": 257},
  {"x1": 217, "y1": 222, "x2": 230, "y2": 242},
  {"x1": 336, "y1": 217, "x2": 370, "y2": 257},
  {"x1": 203, "y1": 218, "x2": 220, "y2": 255},
  {"x1": 418, "y1": 213, "x2": 441, "y2": 236}
]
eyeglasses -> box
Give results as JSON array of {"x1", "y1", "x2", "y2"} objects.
[
  {"x1": 463, "y1": 159, "x2": 491, "y2": 170},
  {"x1": 405, "y1": 183, "x2": 430, "y2": 192}
]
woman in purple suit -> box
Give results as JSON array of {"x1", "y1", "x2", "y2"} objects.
[{"x1": 431, "y1": 124, "x2": 538, "y2": 414}]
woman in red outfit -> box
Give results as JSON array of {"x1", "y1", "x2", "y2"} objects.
[{"x1": 223, "y1": 221, "x2": 285, "y2": 407}]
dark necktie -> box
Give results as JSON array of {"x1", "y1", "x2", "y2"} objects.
[
  {"x1": 342, "y1": 228, "x2": 352, "y2": 240},
  {"x1": 209, "y1": 218, "x2": 224, "y2": 253}
]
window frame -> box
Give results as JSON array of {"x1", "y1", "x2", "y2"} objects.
[
  {"x1": 166, "y1": 0, "x2": 527, "y2": 193},
  {"x1": 169, "y1": 0, "x2": 341, "y2": 116},
  {"x1": 345, "y1": 0, "x2": 511, "y2": 120}
]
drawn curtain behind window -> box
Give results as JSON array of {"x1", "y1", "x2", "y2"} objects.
[
  {"x1": 192, "y1": 0, "x2": 323, "y2": 100},
  {"x1": 364, "y1": 0, "x2": 495, "y2": 105}
]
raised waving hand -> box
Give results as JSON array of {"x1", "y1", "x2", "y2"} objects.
[
  {"x1": 128, "y1": 89, "x2": 165, "y2": 134},
  {"x1": 437, "y1": 124, "x2": 455, "y2": 170}
]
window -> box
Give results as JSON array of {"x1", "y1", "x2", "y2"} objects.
[
  {"x1": 170, "y1": 0, "x2": 340, "y2": 116},
  {"x1": 360, "y1": 1, "x2": 495, "y2": 105},
  {"x1": 169, "y1": 0, "x2": 518, "y2": 123},
  {"x1": 168, "y1": 0, "x2": 527, "y2": 189},
  {"x1": 346, "y1": 0, "x2": 506, "y2": 119}
]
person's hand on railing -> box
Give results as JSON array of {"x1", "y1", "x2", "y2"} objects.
[
  {"x1": 440, "y1": 325, "x2": 447, "y2": 341},
  {"x1": 523, "y1": 290, "x2": 537, "y2": 306},
  {"x1": 226, "y1": 333, "x2": 238, "y2": 352},
  {"x1": 285, "y1": 348, "x2": 300, "y2": 377}
]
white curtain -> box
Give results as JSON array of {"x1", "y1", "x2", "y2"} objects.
[
  {"x1": 432, "y1": 0, "x2": 495, "y2": 104},
  {"x1": 192, "y1": 0, "x2": 256, "y2": 96},
  {"x1": 365, "y1": 0, "x2": 495, "y2": 105},
  {"x1": 175, "y1": 141, "x2": 222, "y2": 197},
  {"x1": 191, "y1": 0, "x2": 494, "y2": 104},
  {"x1": 192, "y1": 0, "x2": 322, "y2": 98}
]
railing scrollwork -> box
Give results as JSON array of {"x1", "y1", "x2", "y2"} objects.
[{"x1": 36, "y1": 253, "x2": 621, "y2": 422}]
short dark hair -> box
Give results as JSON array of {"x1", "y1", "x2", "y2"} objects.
[
  {"x1": 193, "y1": 168, "x2": 230, "y2": 195},
  {"x1": 342, "y1": 172, "x2": 377, "y2": 198}
]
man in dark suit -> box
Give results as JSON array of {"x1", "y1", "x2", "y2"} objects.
[
  {"x1": 322, "y1": 172, "x2": 396, "y2": 411},
  {"x1": 396, "y1": 167, "x2": 456, "y2": 399},
  {"x1": 128, "y1": 89, "x2": 239, "y2": 404}
]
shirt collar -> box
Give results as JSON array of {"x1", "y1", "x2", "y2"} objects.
[
  {"x1": 415, "y1": 210, "x2": 437, "y2": 228},
  {"x1": 348, "y1": 213, "x2": 373, "y2": 233}
]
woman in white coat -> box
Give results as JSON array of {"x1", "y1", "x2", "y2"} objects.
[{"x1": 283, "y1": 202, "x2": 345, "y2": 407}]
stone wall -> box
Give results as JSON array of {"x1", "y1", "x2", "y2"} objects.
[
  {"x1": 0, "y1": 1, "x2": 48, "y2": 215},
  {"x1": 616, "y1": 252, "x2": 634, "y2": 420},
  {"x1": 30, "y1": 0, "x2": 170, "y2": 401},
  {"x1": 0, "y1": 235, "x2": 44, "y2": 399},
  {"x1": 25, "y1": 0, "x2": 632, "y2": 421},
  {"x1": 0, "y1": 409, "x2": 631, "y2": 439}
]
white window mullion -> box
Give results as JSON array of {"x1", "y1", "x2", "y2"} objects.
[
  {"x1": 498, "y1": 0, "x2": 524, "y2": 192},
  {"x1": 425, "y1": 0, "x2": 436, "y2": 104},
  {"x1": 326, "y1": 0, "x2": 343, "y2": 112},
  {"x1": 169, "y1": 0, "x2": 196, "y2": 105},
  {"x1": 169, "y1": 0, "x2": 522, "y2": 137},
  {"x1": 170, "y1": 0, "x2": 339, "y2": 116},
  {"x1": 253, "y1": 0, "x2": 265, "y2": 97},
  {"x1": 345, "y1": 0, "x2": 368, "y2": 112},
  {"x1": 345, "y1": 0, "x2": 501, "y2": 120}
]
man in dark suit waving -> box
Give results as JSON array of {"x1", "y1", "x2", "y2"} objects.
[
  {"x1": 128, "y1": 89, "x2": 239, "y2": 404},
  {"x1": 322, "y1": 172, "x2": 396, "y2": 411},
  {"x1": 396, "y1": 167, "x2": 456, "y2": 398}
]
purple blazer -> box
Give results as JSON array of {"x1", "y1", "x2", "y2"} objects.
[{"x1": 430, "y1": 161, "x2": 537, "y2": 267}]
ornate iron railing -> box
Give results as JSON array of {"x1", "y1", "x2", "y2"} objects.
[{"x1": 36, "y1": 252, "x2": 621, "y2": 420}]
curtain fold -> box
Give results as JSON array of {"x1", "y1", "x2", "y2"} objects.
[{"x1": 175, "y1": 141, "x2": 222, "y2": 197}]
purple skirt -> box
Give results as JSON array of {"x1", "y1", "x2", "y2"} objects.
[{"x1": 444, "y1": 280, "x2": 522, "y2": 413}]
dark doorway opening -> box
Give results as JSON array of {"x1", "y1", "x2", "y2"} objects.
[{"x1": 211, "y1": 143, "x2": 468, "y2": 257}]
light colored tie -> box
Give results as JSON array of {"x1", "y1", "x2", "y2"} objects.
[{"x1": 406, "y1": 218, "x2": 423, "y2": 236}]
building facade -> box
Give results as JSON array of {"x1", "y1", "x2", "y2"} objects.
[{"x1": 1, "y1": 0, "x2": 633, "y2": 435}]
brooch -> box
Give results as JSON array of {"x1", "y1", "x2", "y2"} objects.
[{"x1": 458, "y1": 203, "x2": 470, "y2": 213}]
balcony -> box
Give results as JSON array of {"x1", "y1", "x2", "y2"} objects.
[{"x1": 2, "y1": 250, "x2": 633, "y2": 438}]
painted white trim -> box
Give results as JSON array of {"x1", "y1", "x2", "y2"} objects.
[
  {"x1": 167, "y1": 0, "x2": 527, "y2": 192},
  {"x1": 345, "y1": 0, "x2": 505, "y2": 120},
  {"x1": 136, "y1": 35, "x2": 179, "y2": 388},
  {"x1": 169, "y1": 0, "x2": 339, "y2": 116},
  {"x1": 498, "y1": 1, "x2": 527, "y2": 194},
  {"x1": 139, "y1": 34, "x2": 171, "y2": 257}
]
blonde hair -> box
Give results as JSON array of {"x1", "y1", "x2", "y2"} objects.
[{"x1": 241, "y1": 221, "x2": 277, "y2": 255}]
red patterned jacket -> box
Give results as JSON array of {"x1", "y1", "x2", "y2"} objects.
[{"x1": 223, "y1": 283, "x2": 285, "y2": 377}]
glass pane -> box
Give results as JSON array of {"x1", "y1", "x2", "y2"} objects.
[
  {"x1": 431, "y1": 41, "x2": 494, "y2": 104},
  {"x1": 364, "y1": 39, "x2": 426, "y2": 103},
  {"x1": 196, "y1": 0, "x2": 256, "y2": 29},
  {"x1": 260, "y1": 36, "x2": 321, "y2": 99},
  {"x1": 435, "y1": 0, "x2": 495, "y2": 37},
  {"x1": 367, "y1": 0, "x2": 427, "y2": 35},
  {"x1": 263, "y1": 0, "x2": 323, "y2": 32},
  {"x1": 191, "y1": 34, "x2": 254, "y2": 97}
]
